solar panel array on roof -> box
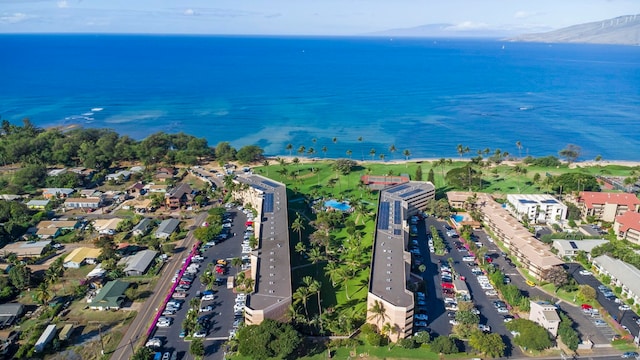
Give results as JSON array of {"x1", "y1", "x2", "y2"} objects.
[
  {"x1": 400, "y1": 188, "x2": 423, "y2": 198},
  {"x1": 393, "y1": 229, "x2": 402, "y2": 236},
  {"x1": 393, "y1": 201, "x2": 402, "y2": 224},
  {"x1": 378, "y1": 202, "x2": 390, "y2": 230},
  {"x1": 262, "y1": 180, "x2": 279, "y2": 189},
  {"x1": 540, "y1": 199, "x2": 558, "y2": 204},
  {"x1": 251, "y1": 184, "x2": 267, "y2": 192},
  {"x1": 264, "y1": 193, "x2": 274, "y2": 213},
  {"x1": 387, "y1": 184, "x2": 410, "y2": 194},
  {"x1": 569, "y1": 241, "x2": 578, "y2": 249},
  {"x1": 518, "y1": 199, "x2": 537, "y2": 204}
]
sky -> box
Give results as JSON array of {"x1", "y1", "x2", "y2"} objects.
[{"x1": 0, "y1": 0, "x2": 638, "y2": 36}]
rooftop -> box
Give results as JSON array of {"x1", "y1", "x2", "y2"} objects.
[
  {"x1": 594, "y1": 255, "x2": 640, "y2": 300},
  {"x1": 616, "y1": 211, "x2": 640, "y2": 233},
  {"x1": 580, "y1": 191, "x2": 640, "y2": 209},
  {"x1": 370, "y1": 182, "x2": 435, "y2": 308},
  {"x1": 235, "y1": 175, "x2": 292, "y2": 312},
  {"x1": 1, "y1": 241, "x2": 51, "y2": 257},
  {"x1": 64, "y1": 247, "x2": 102, "y2": 264}
]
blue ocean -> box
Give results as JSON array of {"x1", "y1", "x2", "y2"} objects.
[{"x1": 1, "y1": 34, "x2": 639, "y2": 160}]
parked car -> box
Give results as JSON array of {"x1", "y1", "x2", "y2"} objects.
[
  {"x1": 622, "y1": 352, "x2": 639, "y2": 358},
  {"x1": 619, "y1": 305, "x2": 631, "y2": 311}
]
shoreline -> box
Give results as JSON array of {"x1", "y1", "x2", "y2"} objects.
[{"x1": 266, "y1": 155, "x2": 640, "y2": 169}]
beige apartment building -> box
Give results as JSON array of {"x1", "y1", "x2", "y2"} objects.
[
  {"x1": 233, "y1": 175, "x2": 292, "y2": 325},
  {"x1": 614, "y1": 211, "x2": 640, "y2": 244},
  {"x1": 447, "y1": 192, "x2": 563, "y2": 281},
  {"x1": 367, "y1": 181, "x2": 436, "y2": 341},
  {"x1": 579, "y1": 191, "x2": 640, "y2": 222}
]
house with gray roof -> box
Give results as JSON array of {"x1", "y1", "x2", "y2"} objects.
[
  {"x1": 120, "y1": 249, "x2": 158, "y2": 276},
  {"x1": 0, "y1": 303, "x2": 24, "y2": 328},
  {"x1": 593, "y1": 255, "x2": 640, "y2": 305},
  {"x1": 154, "y1": 219, "x2": 180, "y2": 239},
  {"x1": 552, "y1": 239, "x2": 608, "y2": 259},
  {"x1": 132, "y1": 218, "x2": 153, "y2": 237}
]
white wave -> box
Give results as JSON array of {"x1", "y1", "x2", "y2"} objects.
[
  {"x1": 82, "y1": 112, "x2": 94, "y2": 116},
  {"x1": 91, "y1": 107, "x2": 104, "y2": 112},
  {"x1": 104, "y1": 110, "x2": 166, "y2": 124}
]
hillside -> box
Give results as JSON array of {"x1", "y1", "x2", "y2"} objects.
[{"x1": 510, "y1": 14, "x2": 640, "y2": 45}]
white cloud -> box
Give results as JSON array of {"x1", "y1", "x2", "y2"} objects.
[
  {"x1": 57, "y1": 0, "x2": 68, "y2": 8},
  {"x1": 445, "y1": 21, "x2": 489, "y2": 31},
  {"x1": 0, "y1": 12, "x2": 31, "y2": 24},
  {"x1": 514, "y1": 11, "x2": 543, "y2": 19},
  {"x1": 184, "y1": 8, "x2": 195, "y2": 16}
]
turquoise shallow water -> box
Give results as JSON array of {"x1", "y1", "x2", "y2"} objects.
[{"x1": 1, "y1": 34, "x2": 639, "y2": 160}]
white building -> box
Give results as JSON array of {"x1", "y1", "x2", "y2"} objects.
[
  {"x1": 529, "y1": 301, "x2": 560, "y2": 337},
  {"x1": 506, "y1": 194, "x2": 567, "y2": 224},
  {"x1": 592, "y1": 255, "x2": 640, "y2": 305},
  {"x1": 552, "y1": 239, "x2": 608, "y2": 259}
]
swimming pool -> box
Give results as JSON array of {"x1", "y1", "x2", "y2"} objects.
[
  {"x1": 452, "y1": 214, "x2": 464, "y2": 223},
  {"x1": 324, "y1": 199, "x2": 351, "y2": 212}
]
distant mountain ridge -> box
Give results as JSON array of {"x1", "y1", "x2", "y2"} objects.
[
  {"x1": 509, "y1": 15, "x2": 640, "y2": 45},
  {"x1": 367, "y1": 23, "x2": 523, "y2": 38}
]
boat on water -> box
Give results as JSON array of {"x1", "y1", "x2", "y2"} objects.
[
  {"x1": 82, "y1": 112, "x2": 94, "y2": 116},
  {"x1": 91, "y1": 107, "x2": 104, "y2": 112}
]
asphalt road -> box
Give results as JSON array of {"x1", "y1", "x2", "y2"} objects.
[
  {"x1": 151, "y1": 208, "x2": 249, "y2": 360},
  {"x1": 111, "y1": 211, "x2": 208, "y2": 360}
]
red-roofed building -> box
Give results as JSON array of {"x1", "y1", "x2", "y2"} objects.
[
  {"x1": 614, "y1": 211, "x2": 640, "y2": 244},
  {"x1": 578, "y1": 191, "x2": 640, "y2": 222}
]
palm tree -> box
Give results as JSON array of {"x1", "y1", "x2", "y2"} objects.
[
  {"x1": 516, "y1": 141, "x2": 523, "y2": 159},
  {"x1": 389, "y1": 144, "x2": 397, "y2": 160},
  {"x1": 369, "y1": 148, "x2": 376, "y2": 161},
  {"x1": 297, "y1": 145, "x2": 306, "y2": 158},
  {"x1": 379, "y1": 154, "x2": 385, "y2": 162},
  {"x1": 303, "y1": 276, "x2": 323, "y2": 330},
  {"x1": 368, "y1": 300, "x2": 390, "y2": 331},
  {"x1": 189, "y1": 297, "x2": 200, "y2": 311},
  {"x1": 325, "y1": 262, "x2": 341, "y2": 286},
  {"x1": 231, "y1": 257, "x2": 243, "y2": 274},
  {"x1": 307, "y1": 147, "x2": 316, "y2": 159},
  {"x1": 358, "y1": 136, "x2": 364, "y2": 160},
  {"x1": 321, "y1": 146, "x2": 328, "y2": 158},
  {"x1": 346, "y1": 149, "x2": 352, "y2": 159},
  {"x1": 332, "y1": 137, "x2": 337, "y2": 145},
  {"x1": 403, "y1": 149, "x2": 411, "y2": 168},
  {"x1": 35, "y1": 281, "x2": 52, "y2": 305},
  {"x1": 293, "y1": 286, "x2": 312, "y2": 318},
  {"x1": 291, "y1": 213, "x2": 305, "y2": 243},
  {"x1": 295, "y1": 241, "x2": 307, "y2": 257},
  {"x1": 286, "y1": 143, "x2": 293, "y2": 157}
]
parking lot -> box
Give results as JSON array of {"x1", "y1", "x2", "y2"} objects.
[{"x1": 148, "y1": 207, "x2": 250, "y2": 360}]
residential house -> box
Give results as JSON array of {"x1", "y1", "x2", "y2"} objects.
[
  {"x1": 578, "y1": 191, "x2": 640, "y2": 222},
  {"x1": 0, "y1": 303, "x2": 24, "y2": 329},
  {"x1": 64, "y1": 197, "x2": 101, "y2": 210},
  {"x1": 614, "y1": 211, "x2": 640, "y2": 244},
  {"x1": 106, "y1": 170, "x2": 131, "y2": 182},
  {"x1": 129, "y1": 166, "x2": 145, "y2": 174},
  {"x1": 93, "y1": 218, "x2": 123, "y2": 236},
  {"x1": 37, "y1": 220, "x2": 79, "y2": 231},
  {"x1": 89, "y1": 280, "x2": 129, "y2": 310},
  {"x1": 26, "y1": 199, "x2": 49, "y2": 210},
  {"x1": 552, "y1": 239, "x2": 608, "y2": 259},
  {"x1": 127, "y1": 182, "x2": 145, "y2": 197},
  {"x1": 120, "y1": 249, "x2": 157, "y2": 276},
  {"x1": 165, "y1": 183, "x2": 193, "y2": 209},
  {"x1": 0, "y1": 195, "x2": 23, "y2": 201},
  {"x1": 1, "y1": 241, "x2": 51, "y2": 259},
  {"x1": 47, "y1": 168, "x2": 67, "y2": 177},
  {"x1": 132, "y1": 218, "x2": 153, "y2": 236},
  {"x1": 121, "y1": 198, "x2": 153, "y2": 213},
  {"x1": 154, "y1": 167, "x2": 175, "y2": 182},
  {"x1": 592, "y1": 255, "x2": 640, "y2": 305},
  {"x1": 42, "y1": 188, "x2": 75, "y2": 199},
  {"x1": 63, "y1": 247, "x2": 102, "y2": 268},
  {"x1": 35, "y1": 227, "x2": 61, "y2": 239},
  {"x1": 79, "y1": 189, "x2": 102, "y2": 198},
  {"x1": 145, "y1": 184, "x2": 168, "y2": 193},
  {"x1": 68, "y1": 167, "x2": 95, "y2": 179},
  {"x1": 506, "y1": 194, "x2": 567, "y2": 224},
  {"x1": 155, "y1": 219, "x2": 180, "y2": 239},
  {"x1": 529, "y1": 300, "x2": 560, "y2": 337}
]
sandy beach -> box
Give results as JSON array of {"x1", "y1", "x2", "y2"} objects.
[{"x1": 267, "y1": 155, "x2": 640, "y2": 168}]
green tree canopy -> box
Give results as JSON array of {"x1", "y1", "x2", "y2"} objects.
[
  {"x1": 506, "y1": 318, "x2": 552, "y2": 351},
  {"x1": 236, "y1": 319, "x2": 302, "y2": 360},
  {"x1": 236, "y1": 145, "x2": 264, "y2": 164}
]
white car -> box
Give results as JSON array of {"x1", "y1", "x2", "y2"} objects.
[
  {"x1": 478, "y1": 324, "x2": 491, "y2": 332},
  {"x1": 619, "y1": 305, "x2": 631, "y2": 311},
  {"x1": 157, "y1": 320, "x2": 172, "y2": 327},
  {"x1": 145, "y1": 338, "x2": 162, "y2": 347},
  {"x1": 193, "y1": 330, "x2": 207, "y2": 338},
  {"x1": 485, "y1": 290, "x2": 498, "y2": 296},
  {"x1": 578, "y1": 270, "x2": 593, "y2": 276},
  {"x1": 462, "y1": 256, "x2": 476, "y2": 262}
]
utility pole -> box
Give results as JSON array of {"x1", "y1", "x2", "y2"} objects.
[{"x1": 88, "y1": 321, "x2": 105, "y2": 356}]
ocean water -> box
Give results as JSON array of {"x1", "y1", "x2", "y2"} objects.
[{"x1": 1, "y1": 34, "x2": 639, "y2": 160}]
